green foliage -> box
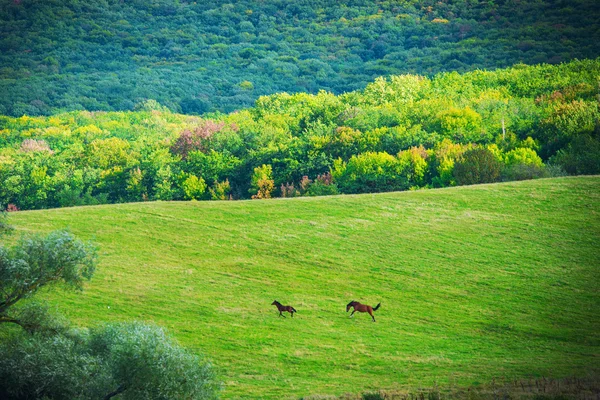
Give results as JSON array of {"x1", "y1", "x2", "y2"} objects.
[
  {"x1": 0, "y1": 59, "x2": 598, "y2": 209},
  {"x1": 0, "y1": 322, "x2": 219, "y2": 400},
  {"x1": 501, "y1": 147, "x2": 546, "y2": 181},
  {"x1": 88, "y1": 322, "x2": 219, "y2": 400},
  {"x1": 436, "y1": 106, "x2": 485, "y2": 143},
  {"x1": 538, "y1": 100, "x2": 600, "y2": 157},
  {"x1": 0, "y1": 205, "x2": 12, "y2": 237},
  {"x1": 182, "y1": 174, "x2": 207, "y2": 200},
  {"x1": 1, "y1": 0, "x2": 599, "y2": 116},
  {"x1": 551, "y1": 134, "x2": 600, "y2": 175},
  {"x1": 209, "y1": 179, "x2": 231, "y2": 200},
  {"x1": 303, "y1": 173, "x2": 339, "y2": 197},
  {"x1": 0, "y1": 230, "x2": 97, "y2": 325},
  {"x1": 0, "y1": 330, "x2": 101, "y2": 399},
  {"x1": 453, "y1": 148, "x2": 502, "y2": 185},
  {"x1": 332, "y1": 152, "x2": 407, "y2": 194},
  {"x1": 250, "y1": 164, "x2": 274, "y2": 199}
]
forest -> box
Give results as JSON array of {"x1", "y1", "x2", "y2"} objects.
[
  {"x1": 1, "y1": 58, "x2": 599, "y2": 210},
  {"x1": 1, "y1": 0, "x2": 600, "y2": 116}
]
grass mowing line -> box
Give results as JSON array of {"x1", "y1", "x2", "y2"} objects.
[{"x1": 8, "y1": 176, "x2": 600, "y2": 399}]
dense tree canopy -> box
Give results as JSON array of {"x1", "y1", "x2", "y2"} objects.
[
  {"x1": 0, "y1": 0, "x2": 599, "y2": 116},
  {"x1": 0, "y1": 59, "x2": 599, "y2": 209}
]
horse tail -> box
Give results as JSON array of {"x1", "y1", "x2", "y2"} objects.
[
  {"x1": 291, "y1": 307, "x2": 297, "y2": 313},
  {"x1": 373, "y1": 303, "x2": 381, "y2": 311}
]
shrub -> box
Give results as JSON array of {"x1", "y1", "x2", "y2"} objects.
[
  {"x1": 501, "y1": 147, "x2": 546, "y2": 181},
  {"x1": 304, "y1": 173, "x2": 339, "y2": 196},
  {"x1": 397, "y1": 146, "x2": 429, "y2": 188},
  {"x1": 502, "y1": 163, "x2": 547, "y2": 181},
  {"x1": 430, "y1": 140, "x2": 470, "y2": 187},
  {"x1": 280, "y1": 182, "x2": 301, "y2": 198},
  {"x1": 182, "y1": 174, "x2": 207, "y2": 200},
  {"x1": 209, "y1": 179, "x2": 231, "y2": 200},
  {"x1": 453, "y1": 147, "x2": 502, "y2": 185},
  {"x1": 0, "y1": 322, "x2": 219, "y2": 400},
  {"x1": 88, "y1": 322, "x2": 219, "y2": 400},
  {"x1": 250, "y1": 164, "x2": 274, "y2": 199},
  {"x1": 551, "y1": 134, "x2": 600, "y2": 175}
]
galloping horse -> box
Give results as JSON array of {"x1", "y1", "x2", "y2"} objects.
[
  {"x1": 346, "y1": 301, "x2": 381, "y2": 322},
  {"x1": 271, "y1": 300, "x2": 297, "y2": 318}
]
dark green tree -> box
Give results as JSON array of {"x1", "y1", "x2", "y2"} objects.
[{"x1": 453, "y1": 147, "x2": 502, "y2": 185}]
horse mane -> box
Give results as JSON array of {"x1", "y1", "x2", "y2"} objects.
[{"x1": 346, "y1": 300, "x2": 356, "y2": 307}]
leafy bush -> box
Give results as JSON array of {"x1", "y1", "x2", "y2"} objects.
[
  {"x1": 0, "y1": 230, "x2": 97, "y2": 326},
  {"x1": 453, "y1": 148, "x2": 502, "y2": 186},
  {"x1": 209, "y1": 179, "x2": 231, "y2": 200},
  {"x1": 0, "y1": 322, "x2": 219, "y2": 400},
  {"x1": 552, "y1": 134, "x2": 600, "y2": 175},
  {"x1": 304, "y1": 173, "x2": 339, "y2": 197},
  {"x1": 502, "y1": 163, "x2": 547, "y2": 181},
  {"x1": 182, "y1": 174, "x2": 207, "y2": 200},
  {"x1": 88, "y1": 322, "x2": 219, "y2": 400},
  {"x1": 250, "y1": 164, "x2": 275, "y2": 199}
]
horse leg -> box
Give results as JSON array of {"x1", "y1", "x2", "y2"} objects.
[
  {"x1": 350, "y1": 310, "x2": 356, "y2": 318},
  {"x1": 369, "y1": 310, "x2": 375, "y2": 322},
  {"x1": 279, "y1": 311, "x2": 286, "y2": 318},
  {"x1": 291, "y1": 311, "x2": 294, "y2": 318}
]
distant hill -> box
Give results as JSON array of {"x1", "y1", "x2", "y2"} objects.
[
  {"x1": 0, "y1": 0, "x2": 599, "y2": 115},
  {"x1": 10, "y1": 176, "x2": 600, "y2": 399}
]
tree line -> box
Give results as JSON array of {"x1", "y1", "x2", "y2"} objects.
[{"x1": 0, "y1": 59, "x2": 599, "y2": 210}]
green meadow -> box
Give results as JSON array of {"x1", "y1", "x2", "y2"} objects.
[{"x1": 8, "y1": 177, "x2": 600, "y2": 399}]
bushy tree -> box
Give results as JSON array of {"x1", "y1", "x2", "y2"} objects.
[
  {"x1": 0, "y1": 230, "x2": 97, "y2": 330},
  {"x1": 501, "y1": 147, "x2": 546, "y2": 181},
  {"x1": 304, "y1": 172, "x2": 339, "y2": 197},
  {"x1": 182, "y1": 174, "x2": 207, "y2": 200},
  {"x1": 88, "y1": 322, "x2": 219, "y2": 400},
  {"x1": 453, "y1": 147, "x2": 502, "y2": 186},
  {"x1": 209, "y1": 179, "x2": 231, "y2": 200},
  {"x1": 250, "y1": 164, "x2": 274, "y2": 199},
  {"x1": 552, "y1": 134, "x2": 600, "y2": 175}
]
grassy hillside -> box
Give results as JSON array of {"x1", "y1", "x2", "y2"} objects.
[{"x1": 8, "y1": 177, "x2": 600, "y2": 399}]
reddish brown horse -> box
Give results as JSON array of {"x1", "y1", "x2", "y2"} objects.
[
  {"x1": 346, "y1": 301, "x2": 381, "y2": 322},
  {"x1": 271, "y1": 300, "x2": 297, "y2": 318}
]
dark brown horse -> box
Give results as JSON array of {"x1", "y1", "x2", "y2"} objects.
[
  {"x1": 346, "y1": 301, "x2": 381, "y2": 322},
  {"x1": 271, "y1": 300, "x2": 297, "y2": 318}
]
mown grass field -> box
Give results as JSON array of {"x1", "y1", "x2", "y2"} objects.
[{"x1": 9, "y1": 177, "x2": 600, "y2": 399}]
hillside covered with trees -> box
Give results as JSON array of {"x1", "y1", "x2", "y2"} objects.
[
  {"x1": 1, "y1": 59, "x2": 599, "y2": 210},
  {"x1": 1, "y1": 0, "x2": 599, "y2": 116}
]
